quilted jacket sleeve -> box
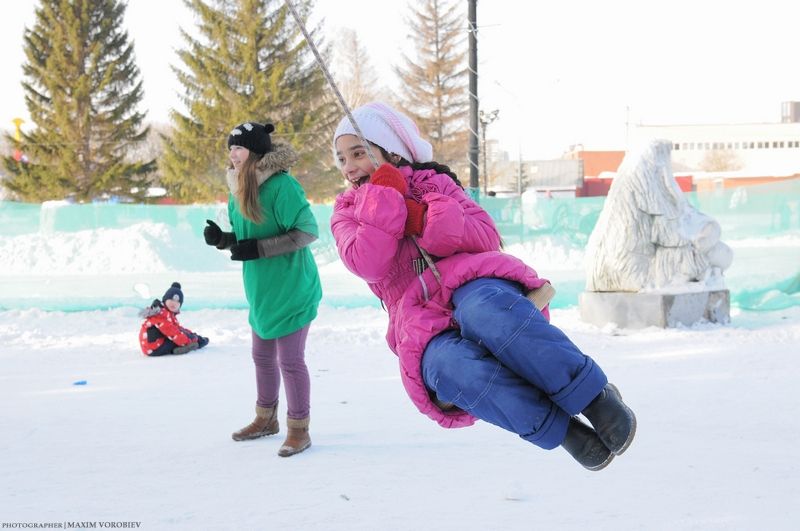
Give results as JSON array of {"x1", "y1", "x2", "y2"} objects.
[
  {"x1": 151, "y1": 310, "x2": 193, "y2": 346},
  {"x1": 331, "y1": 184, "x2": 408, "y2": 283},
  {"x1": 415, "y1": 176, "x2": 501, "y2": 257}
]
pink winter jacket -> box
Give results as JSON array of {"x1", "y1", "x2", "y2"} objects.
[{"x1": 331, "y1": 165, "x2": 550, "y2": 428}]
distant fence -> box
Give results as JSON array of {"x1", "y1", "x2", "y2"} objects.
[
  {"x1": 1, "y1": 178, "x2": 798, "y2": 311},
  {"x1": 2, "y1": 178, "x2": 797, "y2": 242}
]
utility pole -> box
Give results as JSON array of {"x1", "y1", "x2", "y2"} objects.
[
  {"x1": 479, "y1": 109, "x2": 498, "y2": 196},
  {"x1": 468, "y1": 0, "x2": 479, "y2": 199}
]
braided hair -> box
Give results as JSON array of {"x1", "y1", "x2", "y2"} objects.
[{"x1": 408, "y1": 162, "x2": 464, "y2": 189}]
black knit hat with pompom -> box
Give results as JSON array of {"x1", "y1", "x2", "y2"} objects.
[
  {"x1": 227, "y1": 122, "x2": 275, "y2": 156},
  {"x1": 162, "y1": 282, "x2": 184, "y2": 305}
]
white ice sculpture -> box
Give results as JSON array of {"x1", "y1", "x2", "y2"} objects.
[{"x1": 585, "y1": 139, "x2": 733, "y2": 292}]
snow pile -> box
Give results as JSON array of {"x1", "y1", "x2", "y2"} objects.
[
  {"x1": 0, "y1": 216, "x2": 797, "y2": 311},
  {"x1": 504, "y1": 236, "x2": 586, "y2": 272},
  {"x1": 0, "y1": 222, "x2": 232, "y2": 274}
]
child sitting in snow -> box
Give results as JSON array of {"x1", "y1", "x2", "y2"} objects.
[{"x1": 138, "y1": 282, "x2": 209, "y2": 356}]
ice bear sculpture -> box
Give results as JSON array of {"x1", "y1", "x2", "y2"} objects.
[{"x1": 585, "y1": 139, "x2": 733, "y2": 292}]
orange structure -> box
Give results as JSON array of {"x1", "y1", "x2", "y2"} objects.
[{"x1": 566, "y1": 150, "x2": 626, "y2": 178}]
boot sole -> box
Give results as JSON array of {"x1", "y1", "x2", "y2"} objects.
[
  {"x1": 232, "y1": 428, "x2": 279, "y2": 441},
  {"x1": 585, "y1": 451, "x2": 615, "y2": 471},
  {"x1": 606, "y1": 383, "x2": 637, "y2": 455},
  {"x1": 564, "y1": 417, "x2": 616, "y2": 471},
  {"x1": 278, "y1": 441, "x2": 311, "y2": 457}
]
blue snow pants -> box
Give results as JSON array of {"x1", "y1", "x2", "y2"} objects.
[{"x1": 421, "y1": 278, "x2": 608, "y2": 449}]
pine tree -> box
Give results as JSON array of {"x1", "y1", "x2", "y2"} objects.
[
  {"x1": 333, "y1": 29, "x2": 384, "y2": 109},
  {"x1": 1, "y1": 0, "x2": 154, "y2": 203},
  {"x1": 160, "y1": 0, "x2": 339, "y2": 203},
  {"x1": 394, "y1": 0, "x2": 468, "y2": 170}
]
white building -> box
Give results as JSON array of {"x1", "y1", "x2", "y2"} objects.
[{"x1": 632, "y1": 103, "x2": 800, "y2": 179}]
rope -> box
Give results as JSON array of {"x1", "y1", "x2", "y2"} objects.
[
  {"x1": 283, "y1": 0, "x2": 379, "y2": 169},
  {"x1": 412, "y1": 236, "x2": 442, "y2": 283},
  {"x1": 284, "y1": 0, "x2": 443, "y2": 286}
]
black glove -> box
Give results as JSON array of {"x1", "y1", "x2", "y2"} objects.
[
  {"x1": 204, "y1": 219, "x2": 237, "y2": 249},
  {"x1": 203, "y1": 220, "x2": 222, "y2": 246},
  {"x1": 230, "y1": 239, "x2": 260, "y2": 261}
]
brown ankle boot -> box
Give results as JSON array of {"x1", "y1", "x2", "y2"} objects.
[
  {"x1": 278, "y1": 417, "x2": 311, "y2": 457},
  {"x1": 232, "y1": 404, "x2": 279, "y2": 441}
]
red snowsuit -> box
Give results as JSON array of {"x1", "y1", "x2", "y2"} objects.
[{"x1": 139, "y1": 305, "x2": 198, "y2": 356}]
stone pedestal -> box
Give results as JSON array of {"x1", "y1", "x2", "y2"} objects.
[{"x1": 579, "y1": 290, "x2": 730, "y2": 329}]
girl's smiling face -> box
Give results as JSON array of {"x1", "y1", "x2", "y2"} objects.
[
  {"x1": 335, "y1": 135, "x2": 389, "y2": 188},
  {"x1": 229, "y1": 145, "x2": 251, "y2": 170}
]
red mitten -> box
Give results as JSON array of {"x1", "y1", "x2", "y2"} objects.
[
  {"x1": 404, "y1": 198, "x2": 427, "y2": 236},
  {"x1": 369, "y1": 163, "x2": 407, "y2": 195}
]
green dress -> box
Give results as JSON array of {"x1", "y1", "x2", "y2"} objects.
[{"x1": 228, "y1": 172, "x2": 322, "y2": 339}]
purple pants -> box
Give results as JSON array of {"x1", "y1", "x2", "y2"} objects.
[{"x1": 252, "y1": 325, "x2": 311, "y2": 419}]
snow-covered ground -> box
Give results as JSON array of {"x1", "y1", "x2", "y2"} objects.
[
  {"x1": 1, "y1": 219, "x2": 799, "y2": 529},
  {"x1": 2, "y1": 301, "x2": 799, "y2": 529}
]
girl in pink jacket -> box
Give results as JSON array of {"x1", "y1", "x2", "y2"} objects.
[{"x1": 331, "y1": 102, "x2": 636, "y2": 471}]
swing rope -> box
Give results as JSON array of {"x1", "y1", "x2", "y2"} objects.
[
  {"x1": 284, "y1": 0, "x2": 443, "y2": 285},
  {"x1": 283, "y1": 1, "x2": 379, "y2": 170}
]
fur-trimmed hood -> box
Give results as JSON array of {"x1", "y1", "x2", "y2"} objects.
[
  {"x1": 225, "y1": 142, "x2": 299, "y2": 194},
  {"x1": 139, "y1": 299, "x2": 164, "y2": 318}
]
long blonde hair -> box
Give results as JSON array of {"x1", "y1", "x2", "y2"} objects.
[{"x1": 233, "y1": 152, "x2": 264, "y2": 224}]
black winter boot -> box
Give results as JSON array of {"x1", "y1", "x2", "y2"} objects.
[
  {"x1": 561, "y1": 416, "x2": 614, "y2": 471},
  {"x1": 582, "y1": 383, "x2": 636, "y2": 455},
  {"x1": 173, "y1": 341, "x2": 199, "y2": 355}
]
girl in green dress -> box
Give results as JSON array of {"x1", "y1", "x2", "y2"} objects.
[{"x1": 204, "y1": 121, "x2": 322, "y2": 457}]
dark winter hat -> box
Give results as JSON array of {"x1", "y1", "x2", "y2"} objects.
[
  {"x1": 227, "y1": 122, "x2": 275, "y2": 156},
  {"x1": 162, "y1": 282, "x2": 184, "y2": 306}
]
